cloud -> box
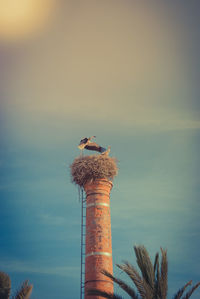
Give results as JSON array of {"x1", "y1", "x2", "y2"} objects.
[
  {"x1": 0, "y1": 258, "x2": 79, "y2": 278},
  {"x1": 38, "y1": 213, "x2": 66, "y2": 226}
]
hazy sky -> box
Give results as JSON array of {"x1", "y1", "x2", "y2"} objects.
[{"x1": 0, "y1": 1, "x2": 200, "y2": 298}]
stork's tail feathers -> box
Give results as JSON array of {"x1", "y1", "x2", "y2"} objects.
[
  {"x1": 99, "y1": 146, "x2": 106, "y2": 153},
  {"x1": 101, "y1": 146, "x2": 111, "y2": 155}
]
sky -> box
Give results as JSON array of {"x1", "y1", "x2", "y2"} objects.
[{"x1": 0, "y1": 0, "x2": 200, "y2": 298}]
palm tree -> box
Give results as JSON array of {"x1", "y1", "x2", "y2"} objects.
[
  {"x1": 12, "y1": 280, "x2": 33, "y2": 299},
  {"x1": 0, "y1": 271, "x2": 33, "y2": 299},
  {"x1": 0, "y1": 272, "x2": 11, "y2": 299},
  {"x1": 87, "y1": 245, "x2": 200, "y2": 299}
]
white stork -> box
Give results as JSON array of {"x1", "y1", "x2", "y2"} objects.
[{"x1": 78, "y1": 136, "x2": 110, "y2": 155}]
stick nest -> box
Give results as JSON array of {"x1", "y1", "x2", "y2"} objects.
[{"x1": 70, "y1": 154, "x2": 118, "y2": 186}]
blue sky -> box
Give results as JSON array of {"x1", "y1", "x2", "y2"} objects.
[{"x1": 0, "y1": 1, "x2": 200, "y2": 298}]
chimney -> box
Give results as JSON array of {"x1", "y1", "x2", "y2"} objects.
[
  {"x1": 84, "y1": 178, "x2": 113, "y2": 297},
  {"x1": 70, "y1": 154, "x2": 118, "y2": 299}
]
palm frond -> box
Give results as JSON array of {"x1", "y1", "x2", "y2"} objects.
[
  {"x1": 172, "y1": 280, "x2": 192, "y2": 299},
  {"x1": 160, "y1": 248, "x2": 168, "y2": 299},
  {"x1": 101, "y1": 270, "x2": 140, "y2": 299},
  {"x1": 86, "y1": 245, "x2": 199, "y2": 299},
  {"x1": 13, "y1": 280, "x2": 33, "y2": 299},
  {"x1": 117, "y1": 262, "x2": 148, "y2": 299},
  {"x1": 0, "y1": 271, "x2": 11, "y2": 299},
  {"x1": 134, "y1": 246, "x2": 154, "y2": 291},
  {"x1": 154, "y1": 253, "x2": 159, "y2": 275},
  {"x1": 154, "y1": 254, "x2": 161, "y2": 299},
  {"x1": 181, "y1": 282, "x2": 200, "y2": 299},
  {"x1": 87, "y1": 289, "x2": 124, "y2": 299}
]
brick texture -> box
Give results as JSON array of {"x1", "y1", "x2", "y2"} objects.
[{"x1": 84, "y1": 179, "x2": 113, "y2": 299}]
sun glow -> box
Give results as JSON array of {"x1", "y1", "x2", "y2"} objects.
[{"x1": 0, "y1": 0, "x2": 56, "y2": 41}]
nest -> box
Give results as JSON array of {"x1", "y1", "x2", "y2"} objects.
[{"x1": 70, "y1": 154, "x2": 118, "y2": 187}]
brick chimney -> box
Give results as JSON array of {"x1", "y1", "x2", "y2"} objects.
[
  {"x1": 84, "y1": 179, "x2": 113, "y2": 298},
  {"x1": 70, "y1": 154, "x2": 118, "y2": 299}
]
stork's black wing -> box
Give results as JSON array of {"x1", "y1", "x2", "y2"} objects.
[
  {"x1": 85, "y1": 144, "x2": 101, "y2": 152},
  {"x1": 85, "y1": 143, "x2": 106, "y2": 153}
]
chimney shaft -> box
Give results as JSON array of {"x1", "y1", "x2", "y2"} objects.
[{"x1": 84, "y1": 179, "x2": 113, "y2": 298}]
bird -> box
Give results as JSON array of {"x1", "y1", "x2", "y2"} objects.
[
  {"x1": 78, "y1": 136, "x2": 96, "y2": 150},
  {"x1": 78, "y1": 136, "x2": 110, "y2": 154}
]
